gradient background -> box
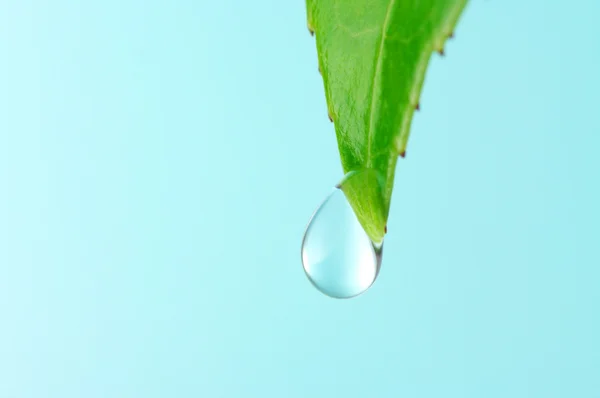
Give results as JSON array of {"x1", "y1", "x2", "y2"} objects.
[{"x1": 1, "y1": 1, "x2": 599, "y2": 397}]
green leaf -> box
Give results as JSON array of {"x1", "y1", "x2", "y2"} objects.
[{"x1": 306, "y1": 0, "x2": 468, "y2": 243}]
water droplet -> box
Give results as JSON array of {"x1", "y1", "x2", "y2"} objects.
[{"x1": 301, "y1": 183, "x2": 383, "y2": 299}]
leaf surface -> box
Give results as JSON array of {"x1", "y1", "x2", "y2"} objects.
[{"x1": 307, "y1": 0, "x2": 468, "y2": 243}]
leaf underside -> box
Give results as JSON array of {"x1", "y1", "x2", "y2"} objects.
[{"x1": 306, "y1": 0, "x2": 468, "y2": 243}]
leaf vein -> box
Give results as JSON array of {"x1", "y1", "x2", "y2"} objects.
[{"x1": 366, "y1": 0, "x2": 397, "y2": 168}]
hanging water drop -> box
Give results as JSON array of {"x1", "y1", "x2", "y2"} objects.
[{"x1": 301, "y1": 174, "x2": 384, "y2": 299}]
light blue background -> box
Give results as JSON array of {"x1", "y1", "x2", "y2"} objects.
[{"x1": 1, "y1": 1, "x2": 599, "y2": 397}]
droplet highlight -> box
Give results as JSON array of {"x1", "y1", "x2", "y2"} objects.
[{"x1": 301, "y1": 186, "x2": 383, "y2": 299}]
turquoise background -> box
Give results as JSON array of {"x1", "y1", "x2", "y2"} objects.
[{"x1": 1, "y1": 1, "x2": 599, "y2": 397}]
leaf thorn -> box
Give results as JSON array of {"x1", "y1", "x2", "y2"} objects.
[
  {"x1": 384, "y1": 225, "x2": 388, "y2": 234},
  {"x1": 328, "y1": 112, "x2": 333, "y2": 122},
  {"x1": 415, "y1": 103, "x2": 420, "y2": 111},
  {"x1": 399, "y1": 151, "x2": 406, "y2": 158},
  {"x1": 437, "y1": 48, "x2": 445, "y2": 56},
  {"x1": 308, "y1": 27, "x2": 315, "y2": 36},
  {"x1": 449, "y1": 32, "x2": 454, "y2": 39}
]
